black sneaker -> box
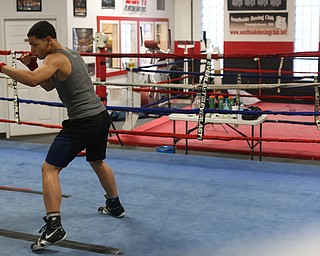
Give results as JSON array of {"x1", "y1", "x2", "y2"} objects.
[
  {"x1": 98, "y1": 195, "x2": 125, "y2": 218},
  {"x1": 31, "y1": 216, "x2": 67, "y2": 251}
]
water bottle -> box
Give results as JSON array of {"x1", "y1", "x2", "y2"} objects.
[
  {"x1": 218, "y1": 95, "x2": 224, "y2": 110},
  {"x1": 223, "y1": 98, "x2": 230, "y2": 118},
  {"x1": 223, "y1": 98, "x2": 229, "y2": 110},
  {"x1": 228, "y1": 96, "x2": 234, "y2": 109},
  {"x1": 238, "y1": 102, "x2": 244, "y2": 119},
  {"x1": 228, "y1": 96, "x2": 236, "y2": 118},
  {"x1": 192, "y1": 93, "x2": 201, "y2": 110},
  {"x1": 209, "y1": 95, "x2": 215, "y2": 109}
]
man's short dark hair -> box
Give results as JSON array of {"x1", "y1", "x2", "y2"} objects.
[{"x1": 27, "y1": 21, "x2": 57, "y2": 39}]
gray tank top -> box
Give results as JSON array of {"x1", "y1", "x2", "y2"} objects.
[{"x1": 50, "y1": 48, "x2": 106, "y2": 119}]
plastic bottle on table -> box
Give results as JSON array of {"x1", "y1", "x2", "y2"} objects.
[
  {"x1": 218, "y1": 95, "x2": 224, "y2": 110},
  {"x1": 223, "y1": 98, "x2": 230, "y2": 118},
  {"x1": 208, "y1": 95, "x2": 215, "y2": 118},
  {"x1": 228, "y1": 96, "x2": 236, "y2": 118},
  {"x1": 238, "y1": 102, "x2": 244, "y2": 119},
  {"x1": 228, "y1": 96, "x2": 234, "y2": 109},
  {"x1": 209, "y1": 95, "x2": 215, "y2": 109}
]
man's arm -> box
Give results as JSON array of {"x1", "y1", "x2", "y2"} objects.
[{"x1": 0, "y1": 54, "x2": 58, "y2": 91}]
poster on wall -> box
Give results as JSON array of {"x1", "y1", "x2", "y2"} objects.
[
  {"x1": 17, "y1": 0, "x2": 42, "y2": 12},
  {"x1": 73, "y1": 0, "x2": 87, "y2": 16},
  {"x1": 228, "y1": 0, "x2": 287, "y2": 11},
  {"x1": 124, "y1": 0, "x2": 147, "y2": 12},
  {"x1": 102, "y1": 0, "x2": 115, "y2": 9},
  {"x1": 229, "y1": 12, "x2": 288, "y2": 37},
  {"x1": 72, "y1": 28, "x2": 93, "y2": 53},
  {"x1": 157, "y1": 0, "x2": 165, "y2": 10},
  {"x1": 85, "y1": 63, "x2": 95, "y2": 76}
]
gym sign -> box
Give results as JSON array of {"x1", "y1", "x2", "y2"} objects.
[
  {"x1": 124, "y1": 0, "x2": 147, "y2": 12},
  {"x1": 229, "y1": 12, "x2": 288, "y2": 37}
]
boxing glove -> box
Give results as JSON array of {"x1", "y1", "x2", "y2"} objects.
[
  {"x1": 18, "y1": 53, "x2": 38, "y2": 71},
  {"x1": 26, "y1": 56, "x2": 38, "y2": 71}
]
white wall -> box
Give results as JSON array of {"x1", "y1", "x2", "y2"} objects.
[
  {"x1": 174, "y1": 0, "x2": 201, "y2": 41},
  {"x1": 0, "y1": 0, "x2": 68, "y2": 47},
  {"x1": 67, "y1": 0, "x2": 175, "y2": 50}
]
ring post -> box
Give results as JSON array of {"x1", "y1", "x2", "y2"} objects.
[
  {"x1": 11, "y1": 51, "x2": 20, "y2": 123},
  {"x1": 122, "y1": 61, "x2": 140, "y2": 130}
]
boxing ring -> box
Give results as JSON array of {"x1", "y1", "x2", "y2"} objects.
[
  {"x1": 1, "y1": 49, "x2": 320, "y2": 160},
  {"x1": 2, "y1": 49, "x2": 320, "y2": 255}
]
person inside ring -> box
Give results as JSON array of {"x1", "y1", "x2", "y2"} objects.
[{"x1": 0, "y1": 20, "x2": 125, "y2": 251}]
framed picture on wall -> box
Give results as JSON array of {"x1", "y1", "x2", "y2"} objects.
[
  {"x1": 227, "y1": 0, "x2": 287, "y2": 10},
  {"x1": 17, "y1": 0, "x2": 42, "y2": 12},
  {"x1": 157, "y1": 0, "x2": 165, "y2": 10},
  {"x1": 74, "y1": 0, "x2": 87, "y2": 17},
  {"x1": 72, "y1": 28, "x2": 93, "y2": 53},
  {"x1": 102, "y1": 0, "x2": 115, "y2": 9},
  {"x1": 85, "y1": 63, "x2": 95, "y2": 76}
]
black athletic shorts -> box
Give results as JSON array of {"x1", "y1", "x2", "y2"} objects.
[{"x1": 45, "y1": 110, "x2": 111, "y2": 168}]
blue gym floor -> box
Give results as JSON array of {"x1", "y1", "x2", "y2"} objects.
[{"x1": 1, "y1": 140, "x2": 320, "y2": 256}]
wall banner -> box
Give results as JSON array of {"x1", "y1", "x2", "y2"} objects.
[
  {"x1": 228, "y1": 0, "x2": 287, "y2": 11},
  {"x1": 229, "y1": 12, "x2": 288, "y2": 37},
  {"x1": 124, "y1": 0, "x2": 146, "y2": 12}
]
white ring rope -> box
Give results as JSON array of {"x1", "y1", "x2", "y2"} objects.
[
  {"x1": 2, "y1": 76, "x2": 318, "y2": 90},
  {"x1": 93, "y1": 81, "x2": 320, "y2": 90}
]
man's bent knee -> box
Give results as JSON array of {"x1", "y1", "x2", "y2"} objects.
[
  {"x1": 42, "y1": 161, "x2": 62, "y2": 174},
  {"x1": 89, "y1": 159, "x2": 104, "y2": 168}
]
